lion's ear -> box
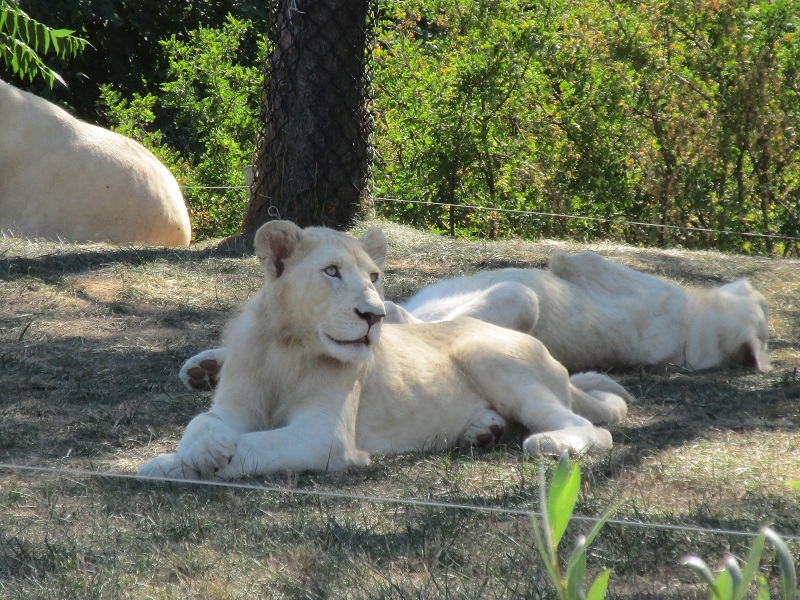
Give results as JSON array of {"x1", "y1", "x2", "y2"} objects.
[
  {"x1": 359, "y1": 227, "x2": 387, "y2": 268},
  {"x1": 720, "y1": 278, "x2": 753, "y2": 297},
  {"x1": 254, "y1": 220, "x2": 303, "y2": 278}
]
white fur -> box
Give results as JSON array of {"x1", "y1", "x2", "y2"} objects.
[
  {"x1": 403, "y1": 251, "x2": 769, "y2": 372},
  {"x1": 178, "y1": 249, "x2": 768, "y2": 394},
  {"x1": 0, "y1": 79, "x2": 191, "y2": 246},
  {"x1": 140, "y1": 222, "x2": 631, "y2": 480}
]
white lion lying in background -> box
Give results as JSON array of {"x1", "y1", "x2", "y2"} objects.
[
  {"x1": 0, "y1": 79, "x2": 191, "y2": 246},
  {"x1": 139, "y1": 222, "x2": 631, "y2": 480},
  {"x1": 398, "y1": 252, "x2": 770, "y2": 372},
  {"x1": 179, "y1": 245, "x2": 769, "y2": 392}
]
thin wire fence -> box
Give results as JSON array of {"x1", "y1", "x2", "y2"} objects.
[
  {"x1": 374, "y1": 197, "x2": 800, "y2": 244},
  {"x1": 3, "y1": 462, "x2": 797, "y2": 542},
  {"x1": 180, "y1": 184, "x2": 800, "y2": 248}
]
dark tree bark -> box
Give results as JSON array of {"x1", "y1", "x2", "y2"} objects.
[{"x1": 243, "y1": 0, "x2": 373, "y2": 236}]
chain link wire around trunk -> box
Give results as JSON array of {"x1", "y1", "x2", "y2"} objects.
[{"x1": 244, "y1": 0, "x2": 376, "y2": 235}]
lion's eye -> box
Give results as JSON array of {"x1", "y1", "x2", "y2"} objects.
[
  {"x1": 323, "y1": 265, "x2": 340, "y2": 278},
  {"x1": 370, "y1": 272, "x2": 380, "y2": 283}
]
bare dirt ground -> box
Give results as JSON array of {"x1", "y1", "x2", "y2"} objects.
[{"x1": 1, "y1": 219, "x2": 799, "y2": 598}]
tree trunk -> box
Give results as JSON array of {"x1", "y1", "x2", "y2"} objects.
[{"x1": 243, "y1": 0, "x2": 373, "y2": 236}]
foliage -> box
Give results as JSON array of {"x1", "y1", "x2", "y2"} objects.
[
  {"x1": 11, "y1": 0, "x2": 799, "y2": 250},
  {"x1": 0, "y1": 0, "x2": 88, "y2": 88},
  {"x1": 14, "y1": 0, "x2": 267, "y2": 118},
  {"x1": 530, "y1": 453, "x2": 619, "y2": 599},
  {"x1": 531, "y1": 454, "x2": 800, "y2": 600},
  {"x1": 100, "y1": 15, "x2": 264, "y2": 240},
  {"x1": 683, "y1": 527, "x2": 798, "y2": 599},
  {"x1": 373, "y1": 0, "x2": 800, "y2": 254}
]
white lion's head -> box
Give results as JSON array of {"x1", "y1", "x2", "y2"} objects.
[
  {"x1": 688, "y1": 278, "x2": 770, "y2": 371},
  {"x1": 254, "y1": 220, "x2": 388, "y2": 364},
  {"x1": 718, "y1": 278, "x2": 770, "y2": 371}
]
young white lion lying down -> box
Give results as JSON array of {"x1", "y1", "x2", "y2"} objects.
[
  {"x1": 398, "y1": 252, "x2": 770, "y2": 372},
  {"x1": 179, "y1": 246, "x2": 769, "y2": 392},
  {"x1": 139, "y1": 222, "x2": 631, "y2": 480}
]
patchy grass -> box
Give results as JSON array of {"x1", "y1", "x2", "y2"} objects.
[{"x1": 1, "y1": 219, "x2": 799, "y2": 599}]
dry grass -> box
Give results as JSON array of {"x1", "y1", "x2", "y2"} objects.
[{"x1": 1, "y1": 219, "x2": 799, "y2": 599}]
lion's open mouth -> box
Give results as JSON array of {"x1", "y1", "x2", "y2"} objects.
[{"x1": 327, "y1": 334, "x2": 369, "y2": 346}]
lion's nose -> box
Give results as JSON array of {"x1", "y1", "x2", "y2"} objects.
[{"x1": 355, "y1": 309, "x2": 385, "y2": 327}]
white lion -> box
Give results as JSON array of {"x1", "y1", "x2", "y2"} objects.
[
  {"x1": 399, "y1": 252, "x2": 770, "y2": 372},
  {"x1": 0, "y1": 79, "x2": 191, "y2": 246},
  {"x1": 139, "y1": 222, "x2": 631, "y2": 480},
  {"x1": 179, "y1": 247, "x2": 769, "y2": 392}
]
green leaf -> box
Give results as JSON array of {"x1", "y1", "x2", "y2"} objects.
[
  {"x1": 36, "y1": 20, "x2": 48, "y2": 55},
  {"x1": 724, "y1": 556, "x2": 743, "y2": 597},
  {"x1": 25, "y1": 16, "x2": 35, "y2": 47},
  {"x1": 682, "y1": 556, "x2": 722, "y2": 598},
  {"x1": 529, "y1": 513, "x2": 564, "y2": 596},
  {"x1": 537, "y1": 465, "x2": 556, "y2": 565},
  {"x1": 763, "y1": 528, "x2": 797, "y2": 599},
  {"x1": 715, "y1": 569, "x2": 734, "y2": 600},
  {"x1": 565, "y1": 536, "x2": 587, "y2": 599},
  {"x1": 587, "y1": 569, "x2": 611, "y2": 600},
  {"x1": 8, "y1": 10, "x2": 19, "y2": 38},
  {"x1": 49, "y1": 27, "x2": 77, "y2": 38},
  {"x1": 755, "y1": 575, "x2": 770, "y2": 600},
  {"x1": 735, "y1": 532, "x2": 766, "y2": 600},
  {"x1": 548, "y1": 451, "x2": 581, "y2": 548},
  {"x1": 583, "y1": 498, "x2": 623, "y2": 549}
]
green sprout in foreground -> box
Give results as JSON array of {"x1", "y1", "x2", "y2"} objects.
[
  {"x1": 531, "y1": 457, "x2": 800, "y2": 599},
  {"x1": 682, "y1": 480, "x2": 800, "y2": 599},
  {"x1": 683, "y1": 526, "x2": 798, "y2": 599},
  {"x1": 530, "y1": 452, "x2": 621, "y2": 600}
]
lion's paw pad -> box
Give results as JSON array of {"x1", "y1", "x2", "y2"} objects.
[
  {"x1": 179, "y1": 349, "x2": 225, "y2": 390},
  {"x1": 185, "y1": 359, "x2": 220, "y2": 389},
  {"x1": 460, "y1": 410, "x2": 506, "y2": 448}
]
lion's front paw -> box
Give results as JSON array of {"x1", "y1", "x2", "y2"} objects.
[
  {"x1": 459, "y1": 409, "x2": 506, "y2": 448},
  {"x1": 137, "y1": 453, "x2": 204, "y2": 481},
  {"x1": 179, "y1": 348, "x2": 225, "y2": 390},
  {"x1": 177, "y1": 415, "x2": 240, "y2": 477}
]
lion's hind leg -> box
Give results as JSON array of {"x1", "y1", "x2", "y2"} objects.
[
  {"x1": 568, "y1": 372, "x2": 632, "y2": 424},
  {"x1": 454, "y1": 327, "x2": 627, "y2": 457},
  {"x1": 548, "y1": 251, "x2": 639, "y2": 295},
  {"x1": 462, "y1": 361, "x2": 615, "y2": 456},
  {"x1": 410, "y1": 282, "x2": 539, "y2": 334},
  {"x1": 445, "y1": 282, "x2": 539, "y2": 334}
]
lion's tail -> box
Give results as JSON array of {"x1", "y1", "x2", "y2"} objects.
[{"x1": 568, "y1": 371, "x2": 633, "y2": 425}]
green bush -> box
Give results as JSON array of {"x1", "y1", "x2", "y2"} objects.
[
  {"x1": 100, "y1": 15, "x2": 263, "y2": 241},
  {"x1": 90, "y1": 0, "x2": 800, "y2": 251},
  {"x1": 373, "y1": 0, "x2": 800, "y2": 254}
]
